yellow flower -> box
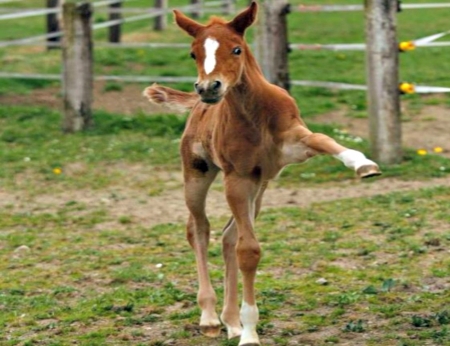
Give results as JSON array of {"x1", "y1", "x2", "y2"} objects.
[
  {"x1": 399, "y1": 82, "x2": 415, "y2": 94},
  {"x1": 433, "y1": 147, "x2": 443, "y2": 153},
  {"x1": 53, "y1": 167, "x2": 62, "y2": 175},
  {"x1": 417, "y1": 149, "x2": 427, "y2": 156},
  {"x1": 399, "y1": 41, "x2": 415, "y2": 52}
]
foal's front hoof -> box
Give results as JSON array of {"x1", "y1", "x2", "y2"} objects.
[
  {"x1": 200, "y1": 324, "x2": 221, "y2": 337},
  {"x1": 357, "y1": 164, "x2": 382, "y2": 179}
]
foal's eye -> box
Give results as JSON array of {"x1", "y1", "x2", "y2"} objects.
[
  {"x1": 232, "y1": 47, "x2": 242, "y2": 55},
  {"x1": 190, "y1": 52, "x2": 196, "y2": 60}
]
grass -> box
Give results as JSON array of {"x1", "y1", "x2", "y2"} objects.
[
  {"x1": 1, "y1": 1, "x2": 450, "y2": 345},
  {"x1": 0, "y1": 105, "x2": 186, "y2": 195},
  {"x1": 1, "y1": 104, "x2": 449, "y2": 195},
  {"x1": 1, "y1": 186, "x2": 450, "y2": 345},
  {"x1": 1, "y1": 0, "x2": 450, "y2": 114}
]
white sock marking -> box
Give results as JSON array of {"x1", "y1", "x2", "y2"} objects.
[
  {"x1": 204, "y1": 37, "x2": 219, "y2": 75},
  {"x1": 334, "y1": 149, "x2": 377, "y2": 171},
  {"x1": 239, "y1": 301, "x2": 259, "y2": 345}
]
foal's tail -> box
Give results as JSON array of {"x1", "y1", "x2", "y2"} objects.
[{"x1": 143, "y1": 83, "x2": 199, "y2": 113}]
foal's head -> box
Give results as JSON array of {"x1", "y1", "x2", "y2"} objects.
[{"x1": 174, "y1": 2, "x2": 258, "y2": 104}]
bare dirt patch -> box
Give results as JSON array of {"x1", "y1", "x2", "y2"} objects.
[
  {"x1": 2, "y1": 175, "x2": 450, "y2": 229},
  {"x1": 0, "y1": 81, "x2": 165, "y2": 115},
  {"x1": 314, "y1": 105, "x2": 450, "y2": 157}
]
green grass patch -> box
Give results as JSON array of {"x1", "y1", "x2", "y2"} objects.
[
  {"x1": 1, "y1": 186, "x2": 450, "y2": 345},
  {"x1": 1, "y1": 3, "x2": 450, "y2": 344}
]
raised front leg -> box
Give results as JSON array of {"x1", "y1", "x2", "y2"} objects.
[
  {"x1": 224, "y1": 174, "x2": 262, "y2": 346},
  {"x1": 184, "y1": 165, "x2": 221, "y2": 337}
]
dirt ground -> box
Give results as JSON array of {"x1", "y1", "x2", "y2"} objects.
[
  {"x1": 1, "y1": 83, "x2": 450, "y2": 227},
  {"x1": 0, "y1": 81, "x2": 167, "y2": 115},
  {"x1": 315, "y1": 105, "x2": 450, "y2": 159},
  {"x1": 2, "y1": 175, "x2": 450, "y2": 230}
]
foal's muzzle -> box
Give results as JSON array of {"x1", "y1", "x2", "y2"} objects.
[{"x1": 194, "y1": 80, "x2": 223, "y2": 104}]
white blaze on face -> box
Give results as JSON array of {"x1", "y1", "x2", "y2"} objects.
[{"x1": 204, "y1": 37, "x2": 220, "y2": 75}]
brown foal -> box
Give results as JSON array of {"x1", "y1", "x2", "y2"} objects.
[{"x1": 144, "y1": 2, "x2": 381, "y2": 345}]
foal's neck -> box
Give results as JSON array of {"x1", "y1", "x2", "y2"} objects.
[{"x1": 225, "y1": 47, "x2": 269, "y2": 118}]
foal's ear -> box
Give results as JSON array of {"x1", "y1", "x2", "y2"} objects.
[
  {"x1": 173, "y1": 10, "x2": 204, "y2": 37},
  {"x1": 227, "y1": 1, "x2": 258, "y2": 36}
]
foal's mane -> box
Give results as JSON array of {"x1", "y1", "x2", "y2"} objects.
[{"x1": 206, "y1": 16, "x2": 227, "y2": 26}]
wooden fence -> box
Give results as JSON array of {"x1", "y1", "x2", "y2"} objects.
[{"x1": 1, "y1": 0, "x2": 450, "y2": 163}]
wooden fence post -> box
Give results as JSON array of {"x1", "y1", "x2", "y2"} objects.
[
  {"x1": 154, "y1": 0, "x2": 167, "y2": 31},
  {"x1": 190, "y1": 0, "x2": 202, "y2": 19},
  {"x1": 109, "y1": 0, "x2": 122, "y2": 42},
  {"x1": 255, "y1": 0, "x2": 290, "y2": 91},
  {"x1": 62, "y1": 1, "x2": 93, "y2": 133},
  {"x1": 365, "y1": 0, "x2": 402, "y2": 164},
  {"x1": 222, "y1": 0, "x2": 235, "y2": 15},
  {"x1": 46, "y1": 0, "x2": 60, "y2": 50}
]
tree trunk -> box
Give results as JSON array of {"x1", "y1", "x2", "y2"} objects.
[
  {"x1": 365, "y1": 0, "x2": 402, "y2": 164},
  {"x1": 109, "y1": 1, "x2": 122, "y2": 42},
  {"x1": 62, "y1": 2, "x2": 93, "y2": 133},
  {"x1": 222, "y1": 0, "x2": 235, "y2": 15},
  {"x1": 190, "y1": 0, "x2": 203, "y2": 19},
  {"x1": 46, "y1": 0, "x2": 60, "y2": 50},
  {"x1": 154, "y1": 0, "x2": 167, "y2": 31},
  {"x1": 255, "y1": 0, "x2": 290, "y2": 91}
]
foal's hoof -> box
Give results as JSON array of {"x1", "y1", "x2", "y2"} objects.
[
  {"x1": 357, "y1": 164, "x2": 382, "y2": 179},
  {"x1": 200, "y1": 324, "x2": 221, "y2": 338},
  {"x1": 239, "y1": 343, "x2": 260, "y2": 346}
]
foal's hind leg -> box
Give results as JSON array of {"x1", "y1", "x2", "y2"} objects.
[
  {"x1": 301, "y1": 132, "x2": 381, "y2": 178},
  {"x1": 184, "y1": 164, "x2": 221, "y2": 337},
  {"x1": 221, "y1": 181, "x2": 268, "y2": 340}
]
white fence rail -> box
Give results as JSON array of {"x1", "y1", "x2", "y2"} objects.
[
  {"x1": 294, "y1": 2, "x2": 450, "y2": 12},
  {"x1": 0, "y1": 1, "x2": 449, "y2": 94}
]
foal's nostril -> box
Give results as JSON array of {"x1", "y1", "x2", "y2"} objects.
[
  {"x1": 194, "y1": 83, "x2": 205, "y2": 95},
  {"x1": 212, "y1": 80, "x2": 222, "y2": 91}
]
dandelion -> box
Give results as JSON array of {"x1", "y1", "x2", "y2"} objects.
[
  {"x1": 155, "y1": 263, "x2": 163, "y2": 269},
  {"x1": 433, "y1": 147, "x2": 443, "y2": 153},
  {"x1": 53, "y1": 167, "x2": 62, "y2": 175},
  {"x1": 24, "y1": 157, "x2": 30, "y2": 162},
  {"x1": 417, "y1": 149, "x2": 427, "y2": 156},
  {"x1": 440, "y1": 167, "x2": 446, "y2": 171}
]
